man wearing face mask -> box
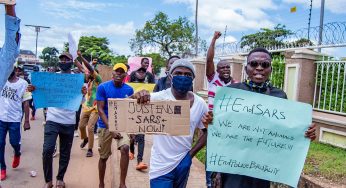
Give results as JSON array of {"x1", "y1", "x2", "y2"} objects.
[
  {"x1": 0, "y1": 4, "x2": 21, "y2": 90},
  {"x1": 28, "y1": 52, "x2": 87, "y2": 188},
  {"x1": 77, "y1": 51, "x2": 102, "y2": 158},
  {"x1": 97, "y1": 63, "x2": 133, "y2": 188},
  {"x1": 0, "y1": 67, "x2": 31, "y2": 181},
  {"x1": 153, "y1": 55, "x2": 181, "y2": 92},
  {"x1": 131, "y1": 59, "x2": 213, "y2": 188}
]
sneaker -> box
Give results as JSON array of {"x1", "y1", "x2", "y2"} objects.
[
  {"x1": 12, "y1": 155, "x2": 20, "y2": 168},
  {"x1": 86, "y1": 149, "x2": 93, "y2": 157},
  {"x1": 80, "y1": 138, "x2": 88, "y2": 149},
  {"x1": 1, "y1": 169, "x2": 6, "y2": 181},
  {"x1": 136, "y1": 162, "x2": 148, "y2": 170},
  {"x1": 74, "y1": 131, "x2": 79, "y2": 137},
  {"x1": 129, "y1": 152, "x2": 134, "y2": 160}
]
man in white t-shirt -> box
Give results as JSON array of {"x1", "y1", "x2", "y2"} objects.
[
  {"x1": 28, "y1": 52, "x2": 87, "y2": 188},
  {"x1": 0, "y1": 68, "x2": 31, "y2": 181},
  {"x1": 131, "y1": 59, "x2": 213, "y2": 188}
]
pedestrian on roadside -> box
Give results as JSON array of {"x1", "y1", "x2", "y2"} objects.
[
  {"x1": 131, "y1": 59, "x2": 213, "y2": 188},
  {"x1": 0, "y1": 4, "x2": 21, "y2": 90},
  {"x1": 0, "y1": 68, "x2": 31, "y2": 181},
  {"x1": 77, "y1": 50, "x2": 102, "y2": 157},
  {"x1": 28, "y1": 52, "x2": 87, "y2": 188},
  {"x1": 128, "y1": 58, "x2": 155, "y2": 170},
  {"x1": 97, "y1": 63, "x2": 133, "y2": 188}
]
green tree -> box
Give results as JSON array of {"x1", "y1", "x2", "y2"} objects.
[
  {"x1": 240, "y1": 24, "x2": 293, "y2": 49},
  {"x1": 39, "y1": 47, "x2": 59, "y2": 68},
  {"x1": 111, "y1": 55, "x2": 129, "y2": 66},
  {"x1": 78, "y1": 36, "x2": 114, "y2": 66},
  {"x1": 143, "y1": 53, "x2": 166, "y2": 75},
  {"x1": 130, "y1": 12, "x2": 195, "y2": 57}
]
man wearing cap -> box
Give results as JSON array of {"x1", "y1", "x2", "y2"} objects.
[
  {"x1": 97, "y1": 63, "x2": 133, "y2": 188},
  {"x1": 131, "y1": 59, "x2": 213, "y2": 188},
  {"x1": 129, "y1": 57, "x2": 155, "y2": 83},
  {"x1": 0, "y1": 4, "x2": 21, "y2": 90},
  {"x1": 77, "y1": 50, "x2": 102, "y2": 158},
  {"x1": 28, "y1": 52, "x2": 87, "y2": 188}
]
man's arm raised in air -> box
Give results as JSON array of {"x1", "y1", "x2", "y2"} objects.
[{"x1": 206, "y1": 31, "x2": 221, "y2": 79}]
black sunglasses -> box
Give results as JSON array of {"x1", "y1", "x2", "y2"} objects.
[{"x1": 248, "y1": 61, "x2": 271, "y2": 68}]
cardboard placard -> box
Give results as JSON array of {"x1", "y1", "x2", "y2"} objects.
[
  {"x1": 0, "y1": 0, "x2": 15, "y2": 5},
  {"x1": 108, "y1": 99, "x2": 190, "y2": 135}
]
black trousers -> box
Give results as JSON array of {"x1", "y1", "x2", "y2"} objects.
[
  {"x1": 42, "y1": 121, "x2": 74, "y2": 182},
  {"x1": 130, "y1": 134, "x2": 145, "y2": 163}
]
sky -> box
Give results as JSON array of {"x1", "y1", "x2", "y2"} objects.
[{"x1": 0, "y1": 0, "x2": 345, "y2": 57}]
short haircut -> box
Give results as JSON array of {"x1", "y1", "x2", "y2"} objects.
[
  {"x1": 141, "y1": 57, "x2": 149, "y2": 63},
  {"x1": 247, "y1": 47, "x2": 272, "y2": 61}
]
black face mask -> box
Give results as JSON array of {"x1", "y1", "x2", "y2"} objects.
[{"x1": 58, "y1": 62, "x2": 73, "y2": 71}]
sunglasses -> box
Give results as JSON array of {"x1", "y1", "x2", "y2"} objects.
[{"x1": 248, "y1": 61, "x2": 271, "y2": 68}]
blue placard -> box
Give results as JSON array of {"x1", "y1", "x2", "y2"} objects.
[
  {"x1": 31, "y1": 72, "x2": 84, "y2": 111},
  {"x1": 207, "y1": 87, "x2": 312, "y2": 187}
]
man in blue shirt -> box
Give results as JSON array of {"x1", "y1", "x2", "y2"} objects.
[
  {"x1": 0, "y1": 4, "x2": 21, "y2": 90},
  {"x1": 97, "y1": 63, "x2": 134, "y2": 188}
]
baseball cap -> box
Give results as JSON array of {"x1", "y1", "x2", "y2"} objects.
[
  {"x1": 113, "y1": 63, "x2": 128, "y2": 72},
  {"x1": 59, "y1": 52, "x2": 73, "y2": 60},
  {"x1": 169, "y1": 59, "x2": 195, "y2": 77}
]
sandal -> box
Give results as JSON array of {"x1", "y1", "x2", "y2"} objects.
[
  {"x1": 56, "y1": 180, "x2": 65, "y2": 188},
  {"x1": 43, "y1": 181, "x2": 53, "y2": 188}
]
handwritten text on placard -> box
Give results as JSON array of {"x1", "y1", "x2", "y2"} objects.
[{"x1": 207, "y1": 87, "x2": 312, "y2": 187}]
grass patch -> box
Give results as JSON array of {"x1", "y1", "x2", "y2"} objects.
[
  {"x1": 304, "y1": 142, "x2": 346, "y2": 183},
  {"x1": 195, "y1": 142, "x2": 346, "y2": 183}
]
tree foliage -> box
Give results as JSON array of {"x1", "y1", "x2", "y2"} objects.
[
  {"x1": 78, "y1": 36, "x2": 114, "y2": 66},
  {"x1": 130, "y1": 12, "x2": 195, "y2": 57},
  {"x1": 240, "y1": 24, "x2": 293, "y2": 49},
  {"x1": 39, "y1": 47, "x2": 59, "y2": 68}
]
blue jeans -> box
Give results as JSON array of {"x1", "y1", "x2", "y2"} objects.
[
  {"x1": 150, "y1": 153, "x2": 192, "y2": 188},
  {"x1": 0, "y1": 120, "x2": 21, "y2": 170}
]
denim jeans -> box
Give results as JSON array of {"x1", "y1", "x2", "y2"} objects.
[
  {"x1": 150, "y1": 153, "x2": 192, "y2": 188},
  {"x1": 0, "y1": 120, "x2": 21, "y2": 170},
  {"x1": 42, "y1": 121, "x2": 74, "y2": 182},
  {"x1": 135, "y1": 134, "x2": 145, "y2": 163}
]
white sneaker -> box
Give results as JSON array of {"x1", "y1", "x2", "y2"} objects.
[{"x1": 74, "y1": 132, "x2": 79, "y2": 137}]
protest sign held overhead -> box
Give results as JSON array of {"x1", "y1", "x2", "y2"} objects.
[
  {"x1": 207, "y1": 87, "x2": 312, "y2": 187},
  {"x1": 108, "y1": 99, "x2": 190, "y2": 135},
  {"x1": 31, "y1": 72, "x2": 84, "y2": 111}
]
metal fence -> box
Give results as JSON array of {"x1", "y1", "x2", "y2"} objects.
[{"x1": 313, "y1": 59, "x2": 346, "y2": 115}]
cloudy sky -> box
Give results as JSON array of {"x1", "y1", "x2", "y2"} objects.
[{"x1": 0, "y1": 0, "x2": 345, "y2": 57}]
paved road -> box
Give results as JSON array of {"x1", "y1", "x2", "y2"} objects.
[
  {"x1": 1, "y1": 109, "x2": 111, "y2": 188},
  {"x1": 1, "y1": 109, "x2": 207, "y2": 188}
]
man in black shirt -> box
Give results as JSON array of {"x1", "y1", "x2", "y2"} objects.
[
  {"x1": 216, "y1": 47, "x2": 316, "y2": 188},
  {"x1": 153, "y1": 55, "x2": 180, "y2": 92},
  {"x1": 130, "y1": 57, "x2": 155, "y2": 83}
]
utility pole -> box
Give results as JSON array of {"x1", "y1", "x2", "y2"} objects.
[
  {"x1": 195, "y1": 0, "x2": 198, "y2": 56},
  {"x1": 308, "y1": 0, "x2": 313, "y2": 40},
  {"x1": 318, "y1": 0, "x2": 325, "y2": 52},
  {"x1": 25, "y1": 25, "x2": 50, "y2": 58}
]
